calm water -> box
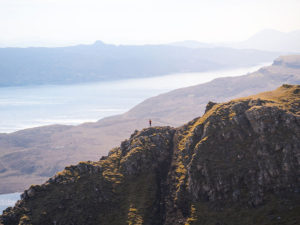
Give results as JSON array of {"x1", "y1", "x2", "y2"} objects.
[
  {"x1": 0, "y1": 193, "x2": 21, "y2": 213},
  {"x1": 0, "y1": 63, "x2": 270, "y2": 133}
]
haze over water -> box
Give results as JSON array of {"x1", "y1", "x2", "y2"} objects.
[
  {"x1": 0, "y1": 193, "x2": 20, "y2": 213},
  {"x1": 0, "y1": 63, "x2": 270, "y2": 133}
]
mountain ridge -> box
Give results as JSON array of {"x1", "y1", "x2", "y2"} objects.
[
  {"x1": 231, "y1": 29, "x2": 300, "y2": 52},
  {"x1": 171, "y1": 29, "x2": 300, "y2": 53},
  {"x1": 0, "y1": 42, "x2": 278, "y2": 87},
  {"x1": 1, "y1": 84, "x2": 299, "y2": 224}
]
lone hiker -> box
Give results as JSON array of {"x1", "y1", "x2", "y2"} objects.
[{"x1": 149, "y1": 119, "x2": 152, "y2": 127}]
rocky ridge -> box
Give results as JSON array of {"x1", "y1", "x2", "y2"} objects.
[{"x1": 1, "y1": 84, "x2": 300, "y2": 225}]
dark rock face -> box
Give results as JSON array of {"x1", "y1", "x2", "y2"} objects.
[
  {"x1": 204, "y1": 101, "x2": 217, "y2": 113},
  {"x1": 1, "y1": 85, "x2": 300, "y2": 225},
  {"x1": 175, "y1": 102, "x2": 299, "y2": 206}
]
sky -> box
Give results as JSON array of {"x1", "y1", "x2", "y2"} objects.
[{"x1": 0, "y1": 0, "x2": 300, "y2": 46}]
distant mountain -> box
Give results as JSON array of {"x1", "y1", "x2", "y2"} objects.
[
  {"x1": 1, "y1": 85, "x2": 300, "y2": 224},
  {"x1": 228, "y1": 29, "x2": 300, "y2": 53},
  {"x1": 171, "y1": 29, "x2": 300, "y2": 53},
  {"x1": 0, "y1": 42, "x2": 278, "y2": 87},
  {"x1": 0, "y1": 55, "x2": 299, "y2": 194}
]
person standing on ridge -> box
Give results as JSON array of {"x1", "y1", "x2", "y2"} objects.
[{"x1": 149, "y1": 119, "x2": 152, "y2": 127}]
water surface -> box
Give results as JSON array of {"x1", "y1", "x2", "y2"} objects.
[
  {"x1": 0, "y1": 193, "x2": 21, "y2": 213},
  {"x1": 0, "y1": 63, "x2": 270, "y2": 133}
]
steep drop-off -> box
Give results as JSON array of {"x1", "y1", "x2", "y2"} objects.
[{"x1": 1, "y1": 84, "x2": 300, "y2": 225}]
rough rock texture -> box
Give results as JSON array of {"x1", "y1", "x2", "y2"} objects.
[{"x1": 1, "y1": 85, "x2": 300, "y2": 225}]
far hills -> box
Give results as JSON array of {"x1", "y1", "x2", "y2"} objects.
[
  {"x1": 0, "y1": 55, "x2": 299, "y2": 194},
  {"x1": 229, "y1": 29, "x2": 300, "y2": 53},
  {"x1": 0, "y1": 42, "x2": 278, "y2": 87},
  {"x1": 171, "y1": 29, "x2": 300, "y2": 53}
]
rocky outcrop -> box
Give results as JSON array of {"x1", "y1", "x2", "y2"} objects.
[
  {"x1": 1, "y1": 85, "x2": 300, "y2": 225},
  {"x1": 204, "y1": 101, "x2": 217, "y2": 113}
]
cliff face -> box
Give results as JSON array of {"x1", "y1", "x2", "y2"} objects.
[{"x1": 1, "y1": 85, "x2": 300, "y2": 225}]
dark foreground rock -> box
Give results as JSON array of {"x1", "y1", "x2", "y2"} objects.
[{"x1": 1, "y1": 85, "x2": 300, "y2": 225}]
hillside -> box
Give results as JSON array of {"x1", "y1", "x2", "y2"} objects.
[
  {"x1": 1, "y1": 84, "x2": 299, "y2": 224},
  {"x1": 0, "y1": 55, "x2": 300, "y2": 194},
  {"x1": 0, "y1": 42, "x2": 278, "y2": 87}
]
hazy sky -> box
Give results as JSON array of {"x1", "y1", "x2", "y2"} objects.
[{"x1": 1, "y1": 0, "x2": 300, "y2": 46}]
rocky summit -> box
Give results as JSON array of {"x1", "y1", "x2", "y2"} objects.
[{"x1": 1, "y1": 84, "x2": 300, "y2": 225}]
